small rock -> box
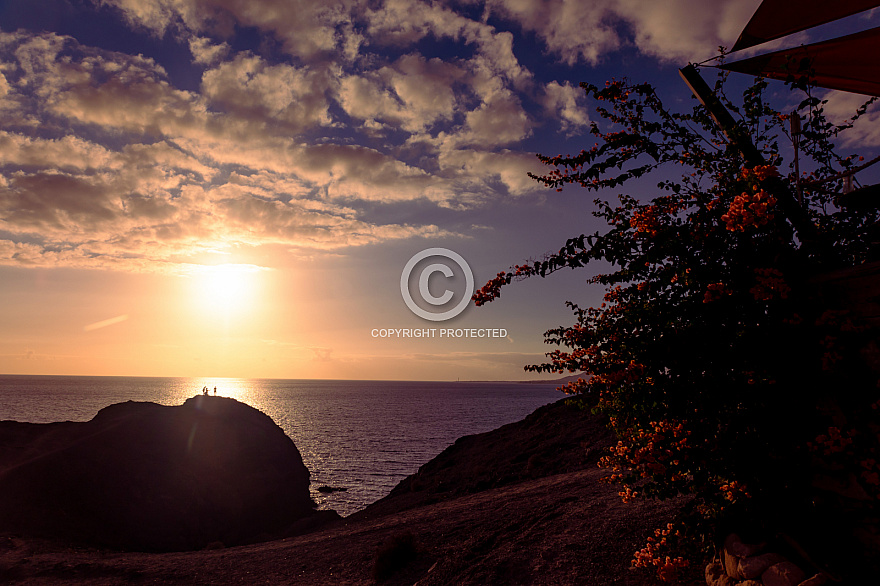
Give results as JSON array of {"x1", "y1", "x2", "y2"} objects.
[
  {"x1": 705, "y1": 561, "x2": 736, "y2": 586},
  {"x1": 723, "y1": 549, "x2": 741, "y2": 578},
  {"x1": 739, "y1": 553, "x2": 786, "y2": 580},
  {"x1": 762, "y1": 561, "x2": 806, "y2": 586},
  {"x1": 798, "y1": 574, "x2": 828, "y2": 586},
  {"x1": 722, "y1": 535, "x2": 744, "y2": 579}
]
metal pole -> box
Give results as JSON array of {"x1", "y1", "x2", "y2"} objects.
[
  {"x1": 679, "y1": 65, "x2": 818, "y2": 244},
  {"x1": 791, "y1": 112, "x2": 802, "y2": 206},
  {"x1": 679, "y1": 65, "x2": 764, "y2": 166}
]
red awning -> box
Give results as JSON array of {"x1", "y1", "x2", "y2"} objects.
[
  {"x1": 721, "y1": 26, "x2": 880, "y2": 96},
  {"x1": 732, "y1": 0, "x2": 880, "y2": 52}
]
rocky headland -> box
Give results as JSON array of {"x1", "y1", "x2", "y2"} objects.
[
  {"x1": 0, "y1": 396, "x2": 334, "y2": 552},
  {"x1": 0, "y1": 396, "x2": 695, "y2": 585}
]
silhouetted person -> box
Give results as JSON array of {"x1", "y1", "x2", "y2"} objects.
[
  {"x1": 213, "y1": 386, "x2": 217, "y2": 395},
  {"x1": 202, "y1": 386, "x2": 208, "y2": 395}
]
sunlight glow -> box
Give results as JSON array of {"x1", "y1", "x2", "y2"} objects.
[{"x1": 189, "y1": 264, "x2": 264, "y2": 319}]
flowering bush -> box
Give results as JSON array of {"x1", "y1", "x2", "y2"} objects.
[
  {"x1": 474, "y1": 71, "x2": 880, "y2": 581},
  {"x1": 632, "y1": 522, "x2": 690, "y2": 581},
  {"x1": 721, "y1": 188, "x2": 777, "y2": 231}
]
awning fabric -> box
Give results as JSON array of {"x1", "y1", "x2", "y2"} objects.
[
  {"x1": 721, "y1": 26, "x2": 880, "y2": 96},
  {"x1": 732, "y1": 0, "x2": 880, "y2": 52}
]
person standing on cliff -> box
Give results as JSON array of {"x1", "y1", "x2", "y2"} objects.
[{"x1": 213, "y1": 386, "x2": 217, "y2": 395}]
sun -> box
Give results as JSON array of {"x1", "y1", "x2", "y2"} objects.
[{"x1": 189, "y1": 264, "x2": 263, "y2": 318}]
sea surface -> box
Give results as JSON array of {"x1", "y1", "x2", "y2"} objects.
[{"x1": 0, "y1": 375, "x2": 563, "y2": 516}]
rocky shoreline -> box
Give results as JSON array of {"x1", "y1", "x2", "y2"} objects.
[{"x1": 1, "y1": 397, "x2": 695, "y2": 584}]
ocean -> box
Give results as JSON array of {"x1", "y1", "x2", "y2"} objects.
[{"x1": 0, "y1": 375, "x2": 563, "y2": 516}]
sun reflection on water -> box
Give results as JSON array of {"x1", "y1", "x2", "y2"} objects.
[
  {"x1": 196, "y1": 377, "x2": 256, "y2": 403},
  {"x1": 153, "y1": 377, "x2": 263, "y2": 409}
]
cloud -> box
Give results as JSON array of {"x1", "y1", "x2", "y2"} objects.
[
  {"x1": 367, "y1": 0, "x2": 530, "y2": 85},
  {"x1": 0, "y1": 148, "x2": 460, "y2": 274},
  {"x1": 483, "y1": 0, "x2": 621, "y2": 65},
  {"x1": 338, "y1": 54, "x2": 462, "y2": 134},
  {"x1": 1, "y1": 29, "x2": 542, "y2": 206},
  {"x1": 188, "y1": 36, "x2": 230, "y2": 65},
  {"x1": 99, "y1": 0, "x2": 761, "y2": 69},
  {"x1": 337, "y1": 47, "x2": 533, "y2": 152},
  {"x1": 0, "y1": 151, "x2": 459, "y2": 269},
  {"x1": 0, "y1": 131, "x2": 117, "y2": 171},
  {"x1": 0, "y1": 30, "x2": 483, "y2": 272},
  {"x1": 200, "y1": 52, "x2": 335, "y2": 133},
  {"x1": 10, "y1": 0, "x2": 768, "y2": 274},
  {"x1": 612, "y1": 0, "x2": 760, "y2": 61},
  {"x1": 102, "y1": 0, "x2": 356, "y2": 60},
  {"x1": 0, "y1": 31, "x2": 208, "y2": 139},
  {"x1": 437, "y1": 149, "x2": 548, "y2": 196},
  {"x1": 84, "y1": 314, "x2": 129, "y2": 331},
  {"x1": 822, "y1": 90, "x2": 880, "y2": 148},
  {"x1": 541, "y1": 81, "x2": 590, "y2": 132},
  {"x1": 0, "y1": 171, "x2": 118, "y2": 236},
  {"x1": 484, "y1": 0, "x2": 760, "y2": 64},
  {"x1": 460, "y1": 90, "x2": 531, "y2": 147}
]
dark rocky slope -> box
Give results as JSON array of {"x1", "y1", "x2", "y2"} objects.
[
  {"x1": 353, "y1": 397, "x2": 614, "y2": 520},
  {"x1": 0, "y1": 396, "x2": 328, "y2": 551}
]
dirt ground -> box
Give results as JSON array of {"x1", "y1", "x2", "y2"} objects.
[{"x1": 1, "y1": 467, "x2": 701, "y2": 585}]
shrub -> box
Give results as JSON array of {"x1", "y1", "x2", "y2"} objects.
[{"x1": 474, "y1": 69, "x2": 880, "y2": 581}]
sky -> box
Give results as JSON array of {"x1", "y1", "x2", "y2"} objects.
[{"x1": 1, "y1": 0, "x2": 878, "y2": 381}]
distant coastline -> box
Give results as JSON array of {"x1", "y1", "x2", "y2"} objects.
[
  {"x1": 518, "y1": 373, "x2": 587, "y2": 385},
  {"x1": 453, "y1": 373, "x2": 587, "y2": 384}
]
